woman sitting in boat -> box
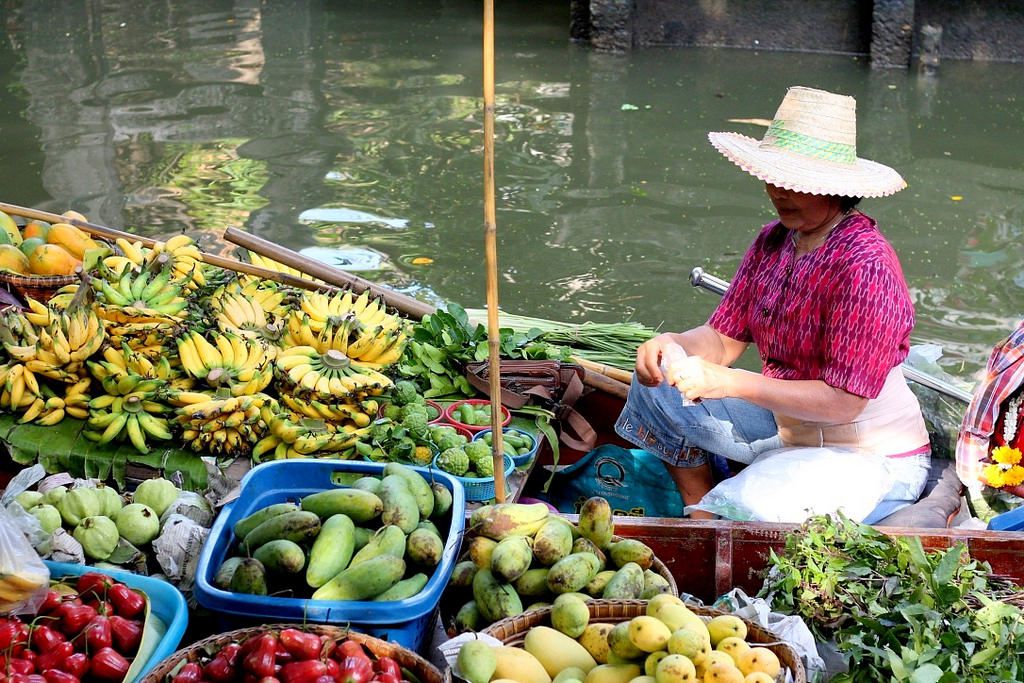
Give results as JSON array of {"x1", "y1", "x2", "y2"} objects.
[{"x1": 615, "y1": 86, "x2": 931, "y2": 522}]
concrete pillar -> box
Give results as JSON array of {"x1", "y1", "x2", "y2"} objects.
[
  {"x1": 570, "y1": 0, "x2": 591, "y2": 43},
  {"x1": 589, "y1": 0, "x2": 635, "y2": 52},
  {"x1": 870, "y1": 0, "x2": 915, "y2": 69}
]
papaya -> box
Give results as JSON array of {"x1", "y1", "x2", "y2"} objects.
[
  {"x1": 21, "y1": 220, "x2": 49, "y2": 241},
  {"x1": 27, "y1": 243, "x2": 80, "y2": 276},
  {"x1": 19, "y1": 237, "x2": 46, "y2": 258},
  {"x1": 253, "y1": 539, "x2": 306, "y2": 574},
  {"x1": 301, "y1": 488, "x2": 383, "y2": 523},
  {"x1": 46, "y1": 222, "x2": 96, "y2": 260},
  {"x1": 306, "y1": 513, "x2": 355, "y2": 587},
  {"x1": 311, "y1": 554, "x2": 405, "y2": 601},
  {"x1": 0, "y1": 211, "x2": 21, "y2": 246},
  {"x1": 61, "y1": 209, "x2": 89, "y2": 223},
  {"x1": 0, "y1": 244, "x2": 30, "y2": 274}
]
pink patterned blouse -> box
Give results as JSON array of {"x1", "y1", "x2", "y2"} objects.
[{"x1": 708, "y1": 212, "x2": 914, "y2": 399}]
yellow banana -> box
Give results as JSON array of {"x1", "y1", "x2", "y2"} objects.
[
  {"x1": 37, "y1": 408, "x2": 65, "y2": 426},
  {"x1": 190, "y1": 332, "x2": 222, "y2": 368},
  {"x1": 125, "y1": 414, "x2": 149, "y2": 453},
  {"x1": 214, "y1": 334, "x2": 236, "y2": 368}
]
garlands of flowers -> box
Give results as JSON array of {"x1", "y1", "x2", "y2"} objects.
[{"x1": 982, "y1": 444, "x2": 1024, "y2": 488}]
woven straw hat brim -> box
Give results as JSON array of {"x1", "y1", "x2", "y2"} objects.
[{"x1": 708, "y1": 131, "x2": 907, "y2": 198}]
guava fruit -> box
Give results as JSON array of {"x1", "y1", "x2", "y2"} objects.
[
  {"x1": 132, "y1": 478, "x2": 179, "y2": 517},
  {"x1": 94, "y1": 484, "x2": 124, "y2": 518},
  {"x1": 73, "y1": 515, "x2": 119, "y2": 560},
  {"x1": 57, "y1": 487, "x2": 102, "y2": 527},
  {"x1": 115, "y1": 503, "x2": 160, "y2": 546},
  {"x1": 29, "y1": 504, "x2": 62, "y2": 534}
]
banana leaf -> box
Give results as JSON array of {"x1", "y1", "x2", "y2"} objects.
[{"x1": 0, "y1": 413, "x2": 207, "y2": 491}]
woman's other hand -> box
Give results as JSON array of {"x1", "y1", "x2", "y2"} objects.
[{"x1": 635, "y1": 333, "x2": 677, "y2": 387}]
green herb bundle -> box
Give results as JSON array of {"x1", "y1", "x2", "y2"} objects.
[
  {"x1": 760, "y1": 514, "x2": 1024, "y2": 682},
  {"x1": 398, "y1": 303, "x2": 569, "y2": 397}
]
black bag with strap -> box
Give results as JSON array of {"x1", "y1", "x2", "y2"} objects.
[{"x1": 463, "y1": 359, "x2": 596, "y2": 452}]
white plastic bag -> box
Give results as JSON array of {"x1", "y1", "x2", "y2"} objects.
[
  {"x1": 0, "y1": 506, "x2": 51, "y2": 615},
  {"x1": 688, "y1": 447, "x2": 894, "y2": 523}
]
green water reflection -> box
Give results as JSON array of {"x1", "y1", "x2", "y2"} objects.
[{"x1": 0, "y1": 0, "x2": 1022, "y2": 380}]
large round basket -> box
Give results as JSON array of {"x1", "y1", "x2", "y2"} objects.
[
  {"x1": 484, "y1": 599, "x2": 806, "y2": 683},
  {"x1": 140, "y1": 624, "x2": 444, "y2": 683},
  {"x1": 0, "y1": 272, "x2": 78, "y2": 303}
]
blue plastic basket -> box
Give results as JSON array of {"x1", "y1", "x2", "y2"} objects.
[
  {"x1": 44, "y1": 561, "x2": 188, "y2": 683},
  {"x1": 193, "y1": 460, "x2": 465, "y2": 653},
  {"x1": 433, "y1": 452, "x2": 515, "y2": 502},
  {"x1": 473, "y1": 427, "x2": 539, "y2": 466},
  {"x1": 988, "y1": 505, "x2": 1024, "y2": 531}
]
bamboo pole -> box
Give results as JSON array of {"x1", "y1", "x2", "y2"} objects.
[
  {"x1": 482, "y1": 0, "x2": 506, "y2": 502},
  {"x1": 223, "y1": 227, "x2": 436, "y2": 320},
  {"x1": 0, "y1": 201, "x2": 337, "y2": 295},
  {"x1": 572, "y1": 357, "x2": 634, "y2": 385}
]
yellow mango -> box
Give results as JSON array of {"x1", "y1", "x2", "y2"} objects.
[
  {"x1": 492, "y1": 646, "x2": 551, "y2": 683},
  {"x1": 524, "y1": 626, "x2": 597, "y2": 677},
  {"x1": 584, "y1": 664, "x2": 642, "y2": 683}
]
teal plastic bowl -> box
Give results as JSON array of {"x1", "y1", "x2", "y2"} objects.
[
  {"x1": 473, "y1": 427, "x2": 539, "y2": 466},
  {"x1": 432, "y1": 451, "x2": 515, "y2": 501}
]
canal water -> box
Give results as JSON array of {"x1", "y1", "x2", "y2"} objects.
[{"x1": 1, "y1": 0, "x2": 1022, "y2": 380}]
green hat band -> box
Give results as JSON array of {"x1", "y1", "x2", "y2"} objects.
[{"x1": 763, "y1": 120, "x2": 856, "y2": 164}]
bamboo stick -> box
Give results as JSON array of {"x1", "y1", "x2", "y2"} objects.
[
  {"x1": 482, "y1": 0, "x2": 506, "y2": 502},
  {"x1": 572, "y1": 357, "x2": 634, "y2": 385},
  {"x1": 0, "y1": 201, "x2": 337, "y2": 295},
  {"x1": 223, "y1": 227, "x2": 435, "y2": 321}
]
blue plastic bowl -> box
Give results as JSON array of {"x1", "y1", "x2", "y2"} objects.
[
  {"x1": 44, "y1": 561, "x2": 188, "y2": 683},
  {"x1": 433, "y1": 451, "x2": 515, "y2": 502},
  {"x1": 473, "y1": 427, "x2": 539, "y2": 466},
  {"x1": 193, "y1": 460, "x2": 465, "y2": 653}
]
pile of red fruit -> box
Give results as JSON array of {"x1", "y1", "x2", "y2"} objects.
[
  {"x1": 0, "y1": 572, "x2": 146, "y2": 683},
  {"x1": 169, "y1": 630, "x2": 412, "y2": 683}
]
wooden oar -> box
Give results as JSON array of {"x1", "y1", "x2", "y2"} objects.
[
  {"x1": 223, "y1": 227, "x2": 436, "y2": 320},
  {"x1": 0, "y1": 201, "x2": 338, "y2": 295}
]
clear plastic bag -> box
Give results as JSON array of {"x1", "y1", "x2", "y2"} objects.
[
  {"x1": 688, "y1": 446, "x2": 894, "y2": 523},
  {"x1": 0, "y1": 505, "x2": 51, "y2": 615},
  {"x1": 660, "y1": 342, "x2": 697, "y2": 407}
]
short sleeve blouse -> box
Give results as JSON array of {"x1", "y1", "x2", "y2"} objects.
[{"x1": 707, "y1": 213, "x2": 914, "y2": 399}]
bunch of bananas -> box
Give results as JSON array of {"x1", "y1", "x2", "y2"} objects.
[
  {"x1": 280, "y1": 394, "x2": 378, "y2": 428},
  {"x1": 274, "y1": 346, "x2": 392, "y2": 401},
  {"x1": 286, "y1": 289, "x2": 408, "y2": 366},
  {"x1": 177, "y1": 330, "x2": 274, "y2": 396},
  {"x1": 85, "y1": 374, "x2": 172, "y2": 453},
  {"x1": 173, "y1": 391, "x2": 274, "y2": 456},
  {"x1": 210, "y1": 289, "x2": 286, "y2": 346},
  {"x1": 248, "y1": 251, "x2": 318, "y2": 281},
  {"x1": 88, "y1": 343, "x2": 194, "y2": 392},
  {"x1": 0, "y1": 364, "x2": 70, "y2": 425},
  {"x1": 253, "y1": 405, "x2": 369, "y2": 461},
  {"x1": 148, "y1": 234, "x2": 207, "y2": 289},
  {"x1": 93, "y1": 257, "x2": 189, "y2": 324}
]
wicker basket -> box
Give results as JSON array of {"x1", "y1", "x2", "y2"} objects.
[
  {"x1": 483, "y1": 599, "x2": 806, "y2": 683},
  {"x1": 0, "y1": 271, "x2": 77, "y2": 303},
  {"x1": 141, "y1": 624, "x2": 444, "y2": 683}
]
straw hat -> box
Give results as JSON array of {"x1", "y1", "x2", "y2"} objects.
[{"x1": 708, "y1": 86, "x2": 906, "y2": 198}]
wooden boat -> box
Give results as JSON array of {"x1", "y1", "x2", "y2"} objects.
[{"x1": 517, "y1": 384, "x2": 1024, "y2": 598}]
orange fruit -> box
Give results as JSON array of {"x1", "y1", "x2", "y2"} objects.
[
  {"x1": 27, "y1": 243, "x2": 81, "y2": 276},
  {"x1": 0, "y1": 244, "x2": 31, "y2": 274},
  {"x1": 22, "y1": 220, "x2": 50, "y2": 241},
  {"x1": 46, "y1": 222, "x2": 97, "y2": 260}
]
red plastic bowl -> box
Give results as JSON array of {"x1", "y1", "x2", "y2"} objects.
[{"x1": 443, "y1": 399, "x2": 511, "y2": 433}]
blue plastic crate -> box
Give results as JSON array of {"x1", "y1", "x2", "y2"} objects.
[
  {"x1": 988, "y1": 505, "x2": 1024, "y2": 531},
  {"x1": 473, "y1": 427, "x2": 539, "y2": 466},
  {"x1": 193, "y1": 460, "x2": 465, "y2": 653},
  {"x1": 432, "y1": 452, "x2": 514, "y2": 502},
  {"x1": 44, "y1": 561, "x2": 188, "y2": 683}
]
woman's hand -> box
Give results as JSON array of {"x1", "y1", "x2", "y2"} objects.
[
  {"x1": 634, "y1": 333, "x2": 677, "y2": 387},
  {"x1": 672, "y1": 356, "x2": 735, "y2": 401}
]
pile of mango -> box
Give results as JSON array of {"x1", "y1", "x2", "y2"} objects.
[
  {"x1": 457, "y1": 594, "x2": 784, "y2": 683},
  {"x1": 448, "y1": 497, "x2": 672, "y2": 632},
  {"x1": 0, "y1": 209, "x2": 99, "y2": 276},
  {"x1": 213, "y1": 462, "x2": 456, "y2": 601}
]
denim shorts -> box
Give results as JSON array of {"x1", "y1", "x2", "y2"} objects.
[{"x1": 614, "y1": 376, "x2": 931, "y2": 521}]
